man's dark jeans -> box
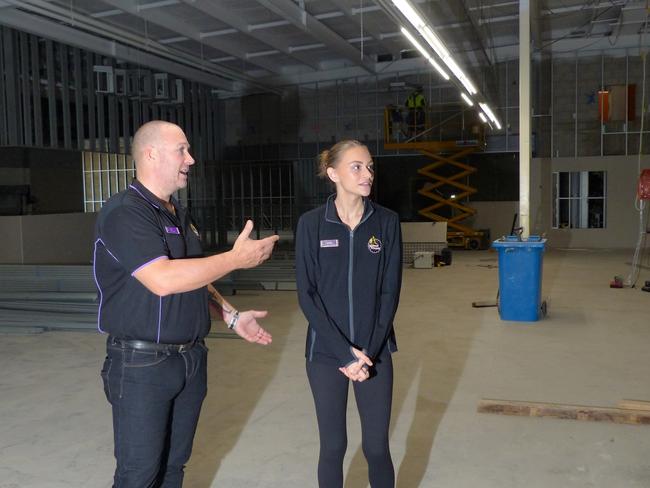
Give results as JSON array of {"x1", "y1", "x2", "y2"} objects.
[{"x1": 101, "y1": 337, "x2": 208, "y2": 488}]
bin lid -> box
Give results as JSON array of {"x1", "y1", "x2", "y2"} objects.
[{"x1": 492, "y1": 235, "x2": 546, "y2": 248}]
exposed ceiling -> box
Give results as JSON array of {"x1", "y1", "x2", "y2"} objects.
[{"x1": 0, "y1": 0, "x2": 648, "y2": 96}]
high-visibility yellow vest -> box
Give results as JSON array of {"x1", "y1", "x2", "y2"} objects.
[{"x1": 406, "y1": 92, "x2": 426, "y2": 109}]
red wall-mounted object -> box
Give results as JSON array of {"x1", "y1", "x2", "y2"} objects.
[{"x1": 638, "y1": 169, "x2": 650, "y2": 200}]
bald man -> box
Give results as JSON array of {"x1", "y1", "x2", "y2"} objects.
[{"x1": 94, "y1": 120, "x2": 279, "y2": 487}]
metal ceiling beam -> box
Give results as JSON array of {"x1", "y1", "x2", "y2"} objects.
[
  {"x1": 100, "y1": 0, "x2": 283, "y2": 74},
  {"x1": 468, "y1": 0, "x2": 518, "y2": 10},
  {"x1": 456, "y1": 0, "x2": 502, "y2": 110},
  {"x1": 458, "y1": 0, "x2": 494, "y2": 67},
  {"x1": 467, "y1": 0, "x2": 631, "y2": 23},
  {"x1": 138, "y1": 0, "x2": 179, "y2": 10},
  {"x1": 261, "y1": 56, "x2": 447, "y2": 86},
  {"x1": 327, "y1": 0, "x2": 396, "y2": 54},
  {"x1": 489, "y1": 31, "x2": 647, "y2": 59},
  {"x1": 256, "y1": 0, "x2": 375, "y2": 73},
  {"x1": 90, "y1": 8, "x2": 123, "y2": 18},
  {"x1": 531, "y1": 0, "x2": 542, "y2": 49},
  {"x1": 177, "y1": 0, "x2": 320, "y2": 71},
  {"x1": 0, "y1": 7, "x2": 237, "y2": 91},
  {"x1": 468, "y1": 0, "x2": 629, "y2": 14}
]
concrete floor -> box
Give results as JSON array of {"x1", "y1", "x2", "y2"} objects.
[{"x1": 1, "y1": 249, "x2": 650, "y2": 488}]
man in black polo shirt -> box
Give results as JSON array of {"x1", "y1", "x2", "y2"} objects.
[{"x1": 94, "y1": 120, "x2": 279, "y2": 488}]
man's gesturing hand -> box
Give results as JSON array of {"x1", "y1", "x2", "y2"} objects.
[
  {"x1": 232, "y1": 220, "x2": 279, "y2": 269},
  {"x1": 232, "y1": 310, "x2": 272, "y2": 345}
]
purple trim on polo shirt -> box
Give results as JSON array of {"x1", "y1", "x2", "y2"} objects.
[
  {"x1": 92, "y1": 239, "x2": 106, "y2": 334},
  {"x1": 157, "y1": 296, "x2": 162, "y2": 343},
  {"x1": 129, "y1": 183, "x2": 160, "y2": 209},
  {"x1": 130, "y1": 255, "x2": 168, "y2": 276}
]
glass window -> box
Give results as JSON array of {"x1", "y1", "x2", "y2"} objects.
[
  {"x1": 82, "y1": 151, "x2": 135, "y2": 211},
  {"x1": 552, "y1": 170, "x2": 606, "y2": 229}
]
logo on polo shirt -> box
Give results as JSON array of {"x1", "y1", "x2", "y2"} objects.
[{"x1": 367, "y1": 235, "x2": 382, "y2": 254}]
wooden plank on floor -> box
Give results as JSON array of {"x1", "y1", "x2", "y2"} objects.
[
  {"x1": 618, "y1": 399, "x2": 650, "y2": 411},
  {"x1": 477, "y1": 398, "x2": 650, "y2": 426}
]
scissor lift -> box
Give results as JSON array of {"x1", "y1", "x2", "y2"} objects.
[{"x1": 383, "y1": 107, "x2": 487, "y2": 249}]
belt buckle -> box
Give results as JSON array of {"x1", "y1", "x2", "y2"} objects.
[{"x1": 178, "y1": 343, "x2": 190, "y2": 353}]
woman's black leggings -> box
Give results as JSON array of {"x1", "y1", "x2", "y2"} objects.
[{"x1": 306, "y1": 354, "x2": 394, "y2": 488}]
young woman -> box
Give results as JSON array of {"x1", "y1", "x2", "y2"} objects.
[{"x1": 296, "y1": 140, "x2": 402, "y2": 488}]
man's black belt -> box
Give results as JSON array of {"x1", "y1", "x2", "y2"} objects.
[{"x1": 109, "y1": 336, "x2": 200, "y2": 354}]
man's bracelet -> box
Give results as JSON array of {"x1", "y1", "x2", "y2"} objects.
[{"x1": 227, "y1": 310, "x2": 240, "y2": 330}]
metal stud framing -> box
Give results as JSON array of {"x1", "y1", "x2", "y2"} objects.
[{"x1": 0, "y1": 26, "x2": 221, "y2": 161}]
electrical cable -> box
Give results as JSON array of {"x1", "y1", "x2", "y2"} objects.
[
  {"x1": 539, "y1": 4, "x2": 618, "y2": 51},
  {"x1": 360, "y1": 0, "x2": 364, "y2": 61},
  {"x1": 624, "y1": 21, "x2": 648, "y2": 287}
]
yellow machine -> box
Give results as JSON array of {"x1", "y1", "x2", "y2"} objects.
[{"x1": 383, "y1": 105, "x2": 487, "y2": 250}]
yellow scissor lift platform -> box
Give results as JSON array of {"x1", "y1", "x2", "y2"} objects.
[{"x1": 384, "y1": 106, "x2": 487, "y2": 250}]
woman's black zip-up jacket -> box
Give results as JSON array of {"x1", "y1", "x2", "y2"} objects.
[{"x1": 296, "y1": 195, "x2": 402, "y2": 367}]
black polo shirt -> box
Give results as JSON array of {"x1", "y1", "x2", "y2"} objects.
[{"x1": 93, "y1": 179, "x2": 210, "y2": 343}]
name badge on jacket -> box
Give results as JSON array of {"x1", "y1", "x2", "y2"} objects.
[{"x1": 320, "y1": 239, "x2": 339, "y2": 248}]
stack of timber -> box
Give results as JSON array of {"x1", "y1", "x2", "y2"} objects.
[
  {"x1": 0, "y1": 265, "x2": 97, "y2": 331},
  {"x1": 477, "y1": 398, "x2": 650, "y2": 426},
  {"x1": 0, "y1": 260, "x2": 295, "y2": 332}
]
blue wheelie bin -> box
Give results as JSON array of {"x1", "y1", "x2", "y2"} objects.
[{"x1": 492, "y1": 235, "x2": 547, "y2": 321}]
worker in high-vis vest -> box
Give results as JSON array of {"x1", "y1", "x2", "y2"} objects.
[{"x1": 405, "y1": 85, "x2": 426, "y2": 139}]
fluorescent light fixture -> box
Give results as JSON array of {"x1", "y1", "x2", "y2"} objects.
[
  {"x1": 478, "y1": 112, "x2": 488, "y2": 123},
  {"x1": 461, "y1": 78, "x2": 478, "y2": 95},
  {"x1": 393, "y1": 0, "x2": 480, "y2": 96},
  {"x1": 461, "y1": 92, "x2": 474, "y2": 107},
  {"x1": 428, "y1": 58, "x2": 450, "y2": 80},
  {"x1": 421, "y1": 26, "x2": 449, "y2": 59},
  {"x1": 458, "y1": 78, "x2": 477, "y2": 96},
  {"x1": 479, "y1": 103, "x2": 494, "y2": 119},
  {"x1": 392, "y1": 0, "x2": 425, "y2": 29},
  {"x1": 422, "y1": 21, "x2": 476, "y2": 95},
  {"x1": 401, "y1": 27, "x2": 449, "y2": 80},
  {"x1": 400, "y1": 27, "x2": 429, "y2": 59},
  {"x1": 479, "y1": 102, "x2": 502, "y2": 129},
  {"x1": 444, "y1": 57, "x2": 477, "y2": 95}
]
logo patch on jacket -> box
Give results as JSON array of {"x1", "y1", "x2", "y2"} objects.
[{"x1": 367, "y1": 235, "x2": 382, "y2": 254}]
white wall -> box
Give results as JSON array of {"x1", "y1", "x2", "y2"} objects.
[
  {"x1": 0, "y1": 216, "x2": 24, "y2": 262},
  {"x1": 0, "y1": 168, "x2": 29, "y2": 185},
  {"x1": 469, "y1": 155, "x2": 650, "y2": 249},
  {"x1": 468, "y1": 201, "x2": 520, "y2": 242},
  {"x1": 401, "y1": 222, "x2": 447, "y2": 242},
  {"x1": 0, "y1": 213, "x2": 97, "y2": 264},
  {"x1": 536, "y1": 155, "x2": 650, "y2": 249}
]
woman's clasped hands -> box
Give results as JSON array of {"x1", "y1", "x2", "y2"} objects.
[{"x1": 338, "y1": 348, "x2": 373, "y2": 382}]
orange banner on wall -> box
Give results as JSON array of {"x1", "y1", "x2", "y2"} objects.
[{"x1": 598, "y1": 85, "x2": 636, "y2": 122}]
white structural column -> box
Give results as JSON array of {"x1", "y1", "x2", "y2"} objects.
[{"x1": 519, "y1": 0, "x2": 531, "y2": 237}]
